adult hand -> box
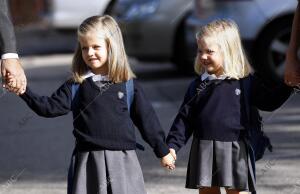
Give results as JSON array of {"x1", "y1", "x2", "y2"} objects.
[
  {"x1": 1, "y1": 58, "x2": 26, "y2": 94},
  {"x1": 284, "y1": 2, "x2": 300, "y2": 87}
]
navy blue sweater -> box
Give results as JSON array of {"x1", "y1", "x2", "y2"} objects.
[
  {"x1": 20, "y1": 78, "x2": 169, "y2": 158},
  {"x1": 167, "y1": 74, "x2": 292, "y2": 152}
]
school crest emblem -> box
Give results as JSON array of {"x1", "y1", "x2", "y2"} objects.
[
  {"x1": 118, "y1": 91, "x2": 124, "y2": 99},
  {"x1": 235, "y1": 88, "x2": 241, "y2": 96}
]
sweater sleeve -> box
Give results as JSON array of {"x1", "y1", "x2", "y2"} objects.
[
  {"x1": 130, "y1": 80, "x2": 169, "y2": 158},
  {"x1": 166, "y1": 80, "x2": 196, "y2": 152},
  {"x1": 251, "y1": 74, "x2": 293, "y2": 111},
  {"x1": 19, "y1": 81, "x2": 72, "y2": 117}
]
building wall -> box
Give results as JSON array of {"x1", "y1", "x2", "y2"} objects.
[{"x1": 8, "y1": 0, "x2": 46, "y2": 26}]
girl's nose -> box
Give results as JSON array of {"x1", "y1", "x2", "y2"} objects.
[
  {"x1": 200, "y1": 53, "x2": 208, "y2": 60},
  {"x1": 87, "y1": 48, "x2": 94, "y2": 56}
]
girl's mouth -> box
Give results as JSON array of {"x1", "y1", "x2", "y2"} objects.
[{"x1": 89, "y1": 58, "x2": 98, "y2": 61}]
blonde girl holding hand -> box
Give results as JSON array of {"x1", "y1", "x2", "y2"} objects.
[
  {"x1": 164, "y1": 19, "x2": 292, "y2": 194},
  {"x1": 9, "y1": 15, "x2": 175, "y2": 194}
]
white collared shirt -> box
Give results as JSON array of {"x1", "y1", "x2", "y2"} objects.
[
  {"x1": 1, "y1": 53, "x2": 19, "y2": 59},
  {"x1": 201, "y1": 72, "x2": 227, "y2": 81},
  {"x1": 83, "y1": 71, "x2": 109, "y2": 82}
]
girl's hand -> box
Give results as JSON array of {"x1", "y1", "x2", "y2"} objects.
[
  {"x1": 161, "y1": 153, "x2": 176, "y2": 170},
  {"x1": 169, "y1": 148, "x2": 177, "y2": 160}
]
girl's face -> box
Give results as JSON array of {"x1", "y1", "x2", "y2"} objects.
[
  {"x1": 79, "y1": 31, "x2": 108, "y2": 75},
  {"x1": 197, "y1": 37, "x2": 224, "y2": 76}
]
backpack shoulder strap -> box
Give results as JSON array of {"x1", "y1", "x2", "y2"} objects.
[
  {"x1": 189, "y1": 79, "x2": 198, "y2": 97},
  {"x1": 125, "y1": 79, "x2": 134, "y2": 111},
  {"x1": 125, "y1": 79, "x2": 145, "y2": 151},
  {"x1": 71, "y1": 83, "x2": 80, "y2": 110},
  {"x1": 71, "y1": 84, "x2": 80, "y2": 101},
  {"x1": 241, "y1": 76, "x2": 252, "y2": 122},
  {"x1": 189, "y1": 76, "x2": 202, "y2": 96}
]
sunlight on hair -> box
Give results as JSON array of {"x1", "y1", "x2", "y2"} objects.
[
  {"x1": 194, "y1": 19, "x2": 253, "y2": 79},
  {"x1": 72, "y1": 15, "x2": 135, "y2": 83}
]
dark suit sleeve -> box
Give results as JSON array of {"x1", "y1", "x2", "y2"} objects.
[
  {"x1": 130, "y1": 80, "x2": 169, "y2": 158},
  {"x1": 19, "y1": 81, "x2": 72, "y2": 117},
  {"x1": 0, "y1": 0, "x2": 17, "y2": 55},
  {"x1": 166, "y1": 80, "x2": 196, "y2": 152},
  {"x1": 251, "y1": 74, "x2": 293, "y2": 111}
]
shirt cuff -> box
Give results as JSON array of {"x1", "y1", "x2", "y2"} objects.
[{"x1": 1, "y1": 53, "x2": 19, "y2": 59}]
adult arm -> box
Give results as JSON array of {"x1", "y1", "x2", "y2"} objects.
[
  {"x1": 252, "y1": 74, "x2": 293, "y2": 111},
  {"x1": 0, "y1": 0, "x2": 26, "y2": 94},
  {"x1": 0, "y1": 0, "x2": 16, "y2": 54},
  {"x1": 284, "y1": 1, "x2": 300, "y2": 86}
]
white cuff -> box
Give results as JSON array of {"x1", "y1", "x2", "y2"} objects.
[{"x1": 1, "y1": 53, "x2": 19, "y2": 60}]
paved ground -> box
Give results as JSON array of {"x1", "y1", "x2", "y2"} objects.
[{"x1": 0, "y1": 54, "x2": 300, "y2": 194}]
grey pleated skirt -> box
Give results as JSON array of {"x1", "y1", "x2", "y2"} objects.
[
  {"x1": 186, "y1": 137, "x2": 256, "y2": 192},
  {"x1": 67, "y1": 149, "x2": 147, "y2": 194}
]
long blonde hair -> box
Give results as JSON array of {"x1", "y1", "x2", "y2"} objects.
[
  {"x1": 72, "y1": 15, "x2": 135, "y2": 83},
  {"x1": 194, "y1": 19, "x2": 252, "y2": 79}
]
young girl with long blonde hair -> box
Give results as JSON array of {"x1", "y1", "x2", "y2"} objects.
[
  {"x1": 164, "y1": 19, "x2": 292, "y2": 194},
  {"x1": 9, "y1": 15, "x2": 175, "y2": 194}
]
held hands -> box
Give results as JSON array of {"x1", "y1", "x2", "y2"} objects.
[
  {"x1": 161, "y1": 148, "x2": 177, "y2": 170},
  {"x1": 1, "y1": 58, "x2": 27, "y2": 95},
  {"x1": 5, "y1": 73, "x2": 26, "y2": 95},
  {"x1": 169, "y1": 148, "x2": 176, "y2": 160}
]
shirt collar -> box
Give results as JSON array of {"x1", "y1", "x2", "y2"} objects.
[
  {"x1": 83, "y1": 71, "x2": 109, "y2": 82},
  {"x1": 201, "y1": 71, "x2": 227, "y2": 81}
]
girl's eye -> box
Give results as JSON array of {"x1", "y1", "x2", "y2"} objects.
[
  {"x1": 207, "y1": 50, "x2": 214, "y2": 54},
  {"x1": 81, "y1": 47, "x2": 87, "y2": 51},
  {"x1": 93, "y1": 45, "x2": 101, "y2": 49}
]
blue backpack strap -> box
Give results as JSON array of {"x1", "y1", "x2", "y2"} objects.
[
  {"x1": 189, "y1": 79, "x2": 198, "y2": 96},
  {"x1": 125, "y1": 79, "x2": 134, "y2": 111},
  {"x1": 71, "y1": 83, "x2": 80, "y2": 110},
  {"x1": 240, "y1": 76, "x2": 256, "y2": 180},
  {"x1": 241, "y1": 76, "x2": 251, "y2": 121},
  {"x1": 126, "y1": 79, "x2": 145, "y2": 151},
  {"x1": 189, "y1": 76, "x2": 202, "y2": 96},
  {"x1": 71, "y1": 84, "x2": 80, "y2": 100}
]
